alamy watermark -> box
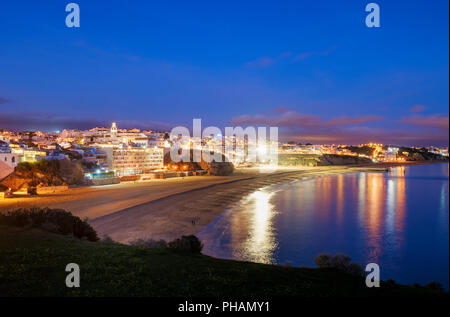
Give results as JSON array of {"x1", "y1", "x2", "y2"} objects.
[
  {"x1": 365, "y1": 263, "x2": 380, "y2": 287},
  {"x1": 169, "y1": 119, "x2": 279, "y2": 173},
  {"x1": 64, "y1": 3, "x2": 380, "y2": 29},
  {"x1": 65, "y1": 3, "x2": 80, "y2": 28},
  {"x1": 65, "y1": 263, "x2": 80, "y2": 288},
  {"x1": 365, "y1": 3, "x2": 380, "y2": 28}
]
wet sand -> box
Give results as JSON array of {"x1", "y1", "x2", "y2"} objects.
[
  {"x1": 2, "y1": 163, "x2": 430, "y2": 243},
  {"x1": 89, "y1": 166, "x2": 380, "y2": 243},
  {"x1": 0, "y1": 176, "x2": 240, "y2": 218}
]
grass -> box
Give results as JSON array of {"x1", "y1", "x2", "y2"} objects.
[{"x1": 0, "y1": 226, "x2": 446, "y2": 297}]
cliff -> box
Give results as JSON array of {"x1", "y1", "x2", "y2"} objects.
[{"x1": 278, "y1": 154, "x2": 372, "y2": 167}]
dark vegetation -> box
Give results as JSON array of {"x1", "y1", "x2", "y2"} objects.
[
  {"x1": 15, "y1": 160, "x2": 63, "y2": 186},
  {"x1": 0, "y1": 159, "x2": 85, "y2": 193},
  {"x1": 60, "y1": 148, "x2": 82, "y2": 161},
  {"x1": 130, "y1": 235, "x2": 203, "y2": 254},
  {"x1": 164, "y1": 150, "x2": 234, "y2": 176},
  {"x1": 168, "y1": 235, "x2": 203, "y2": 253},
  {"x1": 278, "y1": 153, "x2": 372, "y2": 167},
  {"x1": 314, "y1": 253, "x2": 364, "y2": 277},
  {"x1": 0, "y1": 208, "x2": 98, "y2": 242},
  {"x1": 0, "y1": 208, "x2": 447, "y2": 297},
  {"x1": 0, "y1": 160, "x2": 65, "y2": 193},
  {"x1": 347, "y1": 146, "x2": 375, "y2": 157},
  {"x1": 58, "y1": 159, "x2": 85, "y2": 184},
  {"x1": 396, "y1": 146, "x2": 448, "y2": 161},
  {"x1": 346, "y1": 145, "x2": 448, "y2": 162}
]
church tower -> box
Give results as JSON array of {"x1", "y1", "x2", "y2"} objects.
[{"x1": 111, "y1": 122, "x2": 118, "y2": 138}]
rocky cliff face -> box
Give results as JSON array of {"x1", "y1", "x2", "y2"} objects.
[
  {"x1": 0, "y1": 173, "x2": 33, "y2": 192},
  {"x1": 59, "y1": 159, "x2": 85, "y2": 185},
  {"x1": 164, "y1": 151, "x2": 234, "y2": 176},
  {"x1": 319, "y1": 154, "x2": 372, "y2": 165},
  {"x1": 0, "y1": 159, "x2": 85, "y2": 193},
  {"x1": 199, "y1": 159, "x2": 234, "y2": 176},
  {"x1": 0, "y1": 160, "x2": 14, "y2": 181},
  {"x1": 279, "y1": 154, "x2": 372, "y2": 167}
]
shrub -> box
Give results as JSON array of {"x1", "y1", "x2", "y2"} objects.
[
  {"x1": 11, "y1": 160, "x2": 65, "y2": 189},
  {"x1": 424, "y1": 281, "x2": 444, "y2": 291},
  {"x1": 100, "y1": 235, "x2": 116, "y2": 244},
  {"x1": 314, "y1": 254, "x2": 331, "y2": 268},
  {"x1": 385, "y1": 279, "x2": 396, "y2": 287},
  {"x1": 314, "y1": 253, "x2": 364, "y2": 277},
  {"x1": 130, "y1": 238, "x2": 167, "y2": 249},
  {"x1": 0, "y1": 208, "x2": 99, "y2": 242},
  {"x1": 329, "y1": 254, "x2": 352, "y2": 271},
  {"x1": 345, "y1": 262, "x2": 365, "y2": 277},
  {"x1": 129, "y1": 236, "x2": 203, "y2": 253},
  {"x1": 168, "y1": 235, "x2": 203, "y2": 254}
]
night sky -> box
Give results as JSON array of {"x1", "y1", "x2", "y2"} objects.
[{"x1": 0, "y1": 0, "x2": 448, "y2": 146}]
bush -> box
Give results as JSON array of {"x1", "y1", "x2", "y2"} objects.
[
  {"x1": 128, "y1": 236, "x2": 203, "y2": 253},
  {"x1": 314, "y1": 254, "x2": 331, "y2": 268},
  {"x1": 164, "y1": 150, "x2": 234, "y2": 176},
  {"x1": 314, "y1": 253, "x2": 364, "y2": 277},
  {"x1": 0, "y1": 208, "x2": 99, "y2": 242},
  {"x1": 168, "y1": 235, "x2": 203, "y2": 254},
  {"x1": 385, "y1": 279, "x2": 396, "y2": 287},
  {"x1": 100, "y1": 235, "x2": 116, "y2": 244},
  {"x1": 130, "y1": 238, "x2": 167, "y2": 249},
  {"x1": 345, "y1": 262, "x2": 365, "y2": 277},
  {"x1": 11, "y1": 160, "x2": 65, "y2": 188},
  {"x1": 329, "y1": 254, "x2": 352, "y2": 271},
  {"x1": 424, "y1": 281, "x2": 444, "y2": 291}
]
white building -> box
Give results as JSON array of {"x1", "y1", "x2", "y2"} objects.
[
  {"x1": 0, "y1": 153, "x2": 18, "y2": 169},
  {"x1": 101, "y1": 146, "x2": 164, "y2": 176},
  {"x1": 0, "y1": 141, "x2": 18, "y2": 168}
]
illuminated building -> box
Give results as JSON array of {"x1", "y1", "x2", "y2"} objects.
[
  {"x1": 8, "y1": 144, "x2": 47, "y2": 163},
  {"x1": 0, "y1": 153, "x2": 18, "y2": 168},
  {"x1": 101, "y1": 146, "x2": 164, "y2": 176}
]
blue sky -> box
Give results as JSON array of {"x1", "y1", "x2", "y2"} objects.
[{"x1": 0, "y1": 0, "x2": 448, "y2": 145}]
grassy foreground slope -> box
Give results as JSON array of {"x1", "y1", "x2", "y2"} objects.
[{"x1": 0, "y1": 226, "x2": 445, "y2": 297}]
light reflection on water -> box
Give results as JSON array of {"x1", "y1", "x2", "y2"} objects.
[
  {"x1": 198, "y1": 163, "x2": 449, "y2": 288},
  {"x1": 231, "y1": 190, "x2": 278, "y2": 264}
]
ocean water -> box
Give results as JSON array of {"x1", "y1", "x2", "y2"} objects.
[{"x1": 198, "y1": 163, "x2": 449, "y2": 288}]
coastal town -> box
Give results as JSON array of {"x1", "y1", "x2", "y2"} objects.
[
  {"x1": 0, "y1": 0, "x2": 448, "y2": 300},
  {"x1": 0, "y1": 122, "x2": 448, "y2": 199}
]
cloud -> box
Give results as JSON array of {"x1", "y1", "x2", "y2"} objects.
[
  {"x1": 401, "y1": 114, "x2": 449, "y2": 130},
  {"x1": 244, "y1": 51, "x2": 292, "y2": 68},
  {"x1": 293, "y1": 52, "x2": 313, "y2": 61},
  {"x1": 281, "y1": 127, "x2": 449, "y2": 146},
  {"x1": 231, "y1": 111, "x2": 320, "y2": 127},
  {"x1": 245, "y1": 47, "x2": 336, "y2": 68},
  {"x1": 0, "y1": 97, "x2": 11, "y2": 104},
  {"x1": 409, "y1": 104, "x2": 426, "y2": 112},
  {"x1": 244, "y1": 57, "x2": 277, "y2": 68},
  {"x1": 230, "y1": 110, "x2": 448, "y2": 146},
  {"x1": 271, "y1": 106, "x2": 290, "y2": 114},
  {"x1": 293, "y1": 46, "x2": 338, "y2": 62},
  {"x1": 0, "y1": 112, "x2": 176, "y2": 132},
  {"x1": 325, "y1": 115, "x2": 383, "y2": 126},
  {"x1": 279, "y1": 51, "x2": 292, "y2": 58},
  {"x1": 230, "y1": 110, "x2": 382, "y2": 128}
]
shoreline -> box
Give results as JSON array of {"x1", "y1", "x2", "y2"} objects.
[
  {"x1": 2, "y1": 161, "x2": 447, "y2": 243},
  {"x1": 91, "y1": 162, "x2": 442, "y2": 243}
]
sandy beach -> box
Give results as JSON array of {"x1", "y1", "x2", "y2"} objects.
[{"x1": 1, "y1": 163, "x2": 433, "y2": 243}]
